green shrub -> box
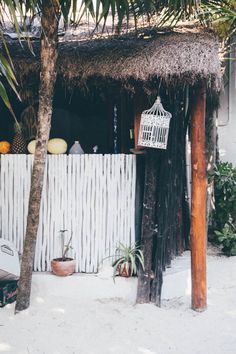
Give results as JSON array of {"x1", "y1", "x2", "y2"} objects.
[
  {"x1": 211, "y1": 161, "x2": 236, "y2": 256},
  {"x1": 215, "y1": 224, "x2": 236, "y2": 256}
]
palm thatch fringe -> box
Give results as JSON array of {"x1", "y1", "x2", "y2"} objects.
[{"x1": 2, "y1": 29, "x2": 222, "y2": 99}]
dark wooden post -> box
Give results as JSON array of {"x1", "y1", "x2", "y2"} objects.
[
  {"x1": 134, "y1": 106, "x2": 142, "y2": 149},
  {"x1": 190, "y1": 85, "x2": 207, "y2": 311},
  {"x1": 132, "y1": 91, "x2": 146, "y2": 241},
  {"x1": 136, "y1": 150, "x2": 158, "y2": 303}
]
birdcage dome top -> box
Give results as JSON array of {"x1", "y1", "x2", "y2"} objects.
[{"x1": 143, "y1": 97, "x2": 172, "y2": 119}]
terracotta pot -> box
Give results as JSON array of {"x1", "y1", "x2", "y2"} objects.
[
  {"x1": 51, "y1": 258, "x2": 76, "y2": 276},
  {"x1": 118, "y1": 263, "x2": 131, "y2": 277}
]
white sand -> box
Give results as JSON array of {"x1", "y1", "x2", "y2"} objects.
[{"x1": 1, "y1": 251, "x2": 236, "y2": 354}]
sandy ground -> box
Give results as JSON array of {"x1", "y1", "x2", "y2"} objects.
[{"x1": 1, "y1": 250, "x2": 236, "y2": 354}]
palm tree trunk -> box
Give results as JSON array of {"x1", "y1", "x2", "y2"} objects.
[{"x1": 15, "y1": 0, "x2": 60, "y2": 313}]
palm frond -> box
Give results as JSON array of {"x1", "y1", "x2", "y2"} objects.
[
  {"x1": 0, "y1": 0, "x2": 40, "y2": 113},
  {"x1": 200, "y1": 0, "x2": 236, "y2": 40},
  {"x1": 0, "y1": 51, "x2": 20, "y2": 122},
  {"x1": 157, "y1": 0, "x2": 200, "y2": 27}
]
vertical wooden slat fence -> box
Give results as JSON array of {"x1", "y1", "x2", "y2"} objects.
[{"x1": 0, "y1": 154, "x2": 136, "y2": 273}]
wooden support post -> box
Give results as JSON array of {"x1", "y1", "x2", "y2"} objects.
[
  {"x1": 190, "y1": 85, "x2": 207, "y2": 311},
  {"x1": 136, "y1": 151, "x2": 158, "y2": 303},
  {"x1": 134, "y1": 106, "x2": 142, "y2": 149}
]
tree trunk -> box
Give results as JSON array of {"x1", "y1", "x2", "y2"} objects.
[
  {"x1": 190, "y1": 84, "x2": 207, "y2": 312},
  {"x1": 15, "y1": 0, "x2": 60, "y2": 313},
  {"x1": 136, "y1": 150, "x2": 158, "y2": 303}
]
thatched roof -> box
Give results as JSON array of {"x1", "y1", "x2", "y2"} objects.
[{"x1": 4, "y1": 29, "x2": 222, "y2": 97}]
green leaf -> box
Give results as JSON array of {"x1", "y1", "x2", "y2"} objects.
[
  {"x1": 0, "y1": 80, "x2": 12, "y2": 110},
  {"x1": 0, "y1": 80, "x2": 18, "y2": 122}
]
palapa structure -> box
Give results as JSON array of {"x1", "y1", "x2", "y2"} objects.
[
  {"x1": 2, "y1": 27, "x2": 222, "y2": 310},
  {"x1": 4, "y1": 28, "x2": 221, "y2": 98}
]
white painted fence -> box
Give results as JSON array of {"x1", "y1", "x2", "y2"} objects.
[{"x1": 0, "y1": 154, "x2": 136, "y2": 273}]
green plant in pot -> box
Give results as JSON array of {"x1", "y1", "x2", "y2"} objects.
[
  {"x1": 51, "y1": 230, "x2": 76, "y2": 276},
  {"x1": 112, "y1": 242, "x2": 144, "y2": 279}
]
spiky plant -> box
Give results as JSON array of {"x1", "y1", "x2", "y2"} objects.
[
  {"x1": 112, "y1": 242, "x2": 144, "y2": 279},
  {"x1": 21, "y1": 105, "x2": 38, "y2": 142},
  {"x1": 10, "y1": 122, "x2": 27, "y2": 154}
]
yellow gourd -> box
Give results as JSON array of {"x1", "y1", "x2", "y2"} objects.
[
  {"x1": 47, "y1": 138, "x2": 67, "y2": 154},
  {"x1": 27, "y1": 140, "x2": 36, "y2": 154},
  {"x1": 0, "y1": 141, "x2": 11, "y2": 154}
]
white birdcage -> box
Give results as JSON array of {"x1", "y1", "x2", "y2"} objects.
[{"x1": 138, "y1": 96, "x2": 172, "y2": 150}]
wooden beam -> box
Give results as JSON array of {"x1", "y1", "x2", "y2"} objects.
[
  {"x1": 136, "y1": 151, "x2": 158, "y2": 303},
  {"x1": 190, "y1": 85, "x2": 207, "y2": 311},
  {"x1": 134, "y1": 106, "x2": 142, "y2": 149}
]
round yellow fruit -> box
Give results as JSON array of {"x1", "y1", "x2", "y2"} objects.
[
  {"x1": 27, "y1": 140, "x2": 36, "y2": 154},
  {"x1": 0, "y1": 141, "x2": 11, "y2": 154},
  {"x1": 47, "y1": 138, "x2": 67, "y2": 154}
]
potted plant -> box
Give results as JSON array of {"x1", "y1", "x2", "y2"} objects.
[
  {"x1": 51, "y1": 230, "x2": 76, "y2": 276},
  {"x1": 112, "y1": 242, "x2": 144, "y2": 279}
]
